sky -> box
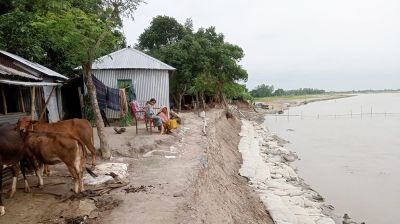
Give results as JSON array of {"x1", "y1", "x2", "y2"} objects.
[{"x1": 123, "y1": 0, "x2": 400, "y2": 91}]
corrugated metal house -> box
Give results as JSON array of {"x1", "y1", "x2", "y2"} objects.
[
  {"x1": 0, "y1": 50, "x2": 68, "y2": 123},
  {"x1": 91, "y1": 47, "x2": 175, "y2": 119}
]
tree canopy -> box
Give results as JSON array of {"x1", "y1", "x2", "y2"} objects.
[{"x1": 0, "y1": 0, "x2": 137, "y2": 76}]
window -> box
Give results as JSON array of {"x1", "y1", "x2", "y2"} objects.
[{"x1": 117, "y1": 79, "x2": 132, "y2": 89}]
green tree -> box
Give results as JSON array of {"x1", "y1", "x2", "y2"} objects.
[
  {"x1": 0, "y1": 0, "x2": 142, "y2": 159},
  {"x1": 137, "y1": 16, "x2": 205, "y2": 112},
  {"x1": 78, "y1": 0, "x2": 142, "y2": 159},
  {"x1": 137, "y1": 15, "x2": 188, "y2": 55},
  {"x1": 195, "y1": 27, "x2": 248, "y2": 105},
  {"x1": 163, "y1": 34, "x2": 208, "y2": 111},
  {"x1": 273, "y1": 88, "x2": 285, "y2": 96},
  {"x1": 250, "y1": 84, "x2": 275, "y2": 97},
  {"x1": 0, "y1": 11, "x2": 45, "y2": 61}
]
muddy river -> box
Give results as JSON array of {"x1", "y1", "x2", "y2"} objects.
[{"x1": 264, "y1": 93, "x2": 400, "y2": 224}]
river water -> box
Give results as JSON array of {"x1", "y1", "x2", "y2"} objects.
[{"x1": 264, "y1": 93, "x2": 400, "y2": 224}]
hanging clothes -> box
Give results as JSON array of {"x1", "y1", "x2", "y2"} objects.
[
  {"x1": 92, "y1": 75, "x2": 107, "y2": 110},
  {"x1": 119, "y1": 89, "x2": 128, "y2": 115},
  {"x1": 128, "y1": 85, "x2": 137, "y2": 102},
  {"x1": 106, "y1": 87, "x2": 120, "y2": 111}
]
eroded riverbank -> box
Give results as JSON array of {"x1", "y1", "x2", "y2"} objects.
[{"x1": 239, "y1": 120, "x2": 336, "y2": 224}]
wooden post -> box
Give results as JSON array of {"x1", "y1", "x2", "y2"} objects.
[
  {"x1": 39, "y1": 86, "x2": 56, "y2": 121},
  {"x1": 1, "y1": 85, "x2": 7, "y2": 115},
  {"x1": 31, "y1": 87, "x2": 36, "y2": 120},
  {"x1": 19, "y1": 87, "x2": 25, "y2": 113}
]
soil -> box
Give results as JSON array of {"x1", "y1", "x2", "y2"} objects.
[{"x1": 0, "y1": 110, "x2": 273, "y2": 224}]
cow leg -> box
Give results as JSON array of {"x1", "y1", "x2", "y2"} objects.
[
  {"x1": 20, "y1": 160, "x2": 30, "y2": 193},
  {"x1": 9, "y1": 165, "x2": 18, "y2": 198},
  {"x1": 43, "y1": 165, "x2": 50, "y2": 176},
  {"x1": 79, "y1": 147, "x2": 86, "y2": 192},
  {"x1": 67, "y1": 165, "x2": 79, "y2": 193},
  {"x1": 0, "y1": 162, "x2": 5, "y2": 216},
  {"x1": 35, "y1": 165, "x2": 44, "y2": 188},
  {"x1": 84, "y1": 143, "x2": 96, "y2": 170}
]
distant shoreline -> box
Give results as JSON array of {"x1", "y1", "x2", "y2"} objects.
[{"x1": 255, "y1": 93, "x2": 354, "y2": 114}]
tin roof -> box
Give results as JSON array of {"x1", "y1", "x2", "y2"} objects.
[
  {"x1": 0, "y1": 79, "x2": 62, "y2": 86},
  {"x1": 0, "y1": 50, "x2": 68, "y2": 80},
  {"x1": 0, "y1": 64, "x2": 43, "y2": 80},
  {"x1": 91, "y1": 47, "x2": 175, "y2": 70}
]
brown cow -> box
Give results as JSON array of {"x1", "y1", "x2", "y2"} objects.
[
  {"x1": 0, "y1": 123, "x2": 31, "y2": 216},
  {"x1": 18, "y1": 128, "x2": 87, "y2": 194},
  {"x1": 17, "y1": 117, "x2": 96, "y2": 171}
]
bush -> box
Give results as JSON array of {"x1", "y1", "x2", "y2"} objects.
[{"x1": 119, "y1": 112, "x2": 134, "y2": 127}]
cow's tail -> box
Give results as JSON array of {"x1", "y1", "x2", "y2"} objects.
[{"x1": 86, "y1": 167, "x2": 97, "y2": 178}]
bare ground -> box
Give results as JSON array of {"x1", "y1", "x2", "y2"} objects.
[{"x1": 0, "y1": 110, "x2": 272, "y2": 224}]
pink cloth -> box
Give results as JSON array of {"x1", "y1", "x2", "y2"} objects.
[
  {"x1": 158, "y1": 112, "x2": 168, "y2": 122},
  {"x1": 129, "y1": 101, "x2": 139, "y2": 118}
]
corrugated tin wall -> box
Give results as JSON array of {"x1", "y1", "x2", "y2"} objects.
[{"x1": 92, "y1": 69, "x2": 170, "y2": 119}]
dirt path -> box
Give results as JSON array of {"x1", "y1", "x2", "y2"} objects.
[{"x1": 96, "y1": 113, "x2": 206, "y2": 223}]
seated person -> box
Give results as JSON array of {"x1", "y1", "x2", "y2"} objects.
[
  {"x1": 157, "y1": 105, "x2": 172, "y2": 134},
  {"x1": 145, "y1": 98, "x2": 163, "y2": 132}
]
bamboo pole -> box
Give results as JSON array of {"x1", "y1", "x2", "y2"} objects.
[
  {"x1": 31, "y1": 87, "x2": 36, "y2": 120},
  {"x1": 1, "y1": 85, "x2": 7, "y2": 115},
  {"x1": 39, "y1": 86, "x2": 56, "y2": 121},
  {"x1": 19, "y1": 87, "x2": 25, "y2": 113}
]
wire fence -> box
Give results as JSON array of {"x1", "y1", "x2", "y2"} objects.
[{"x1": 269, "y1": 110, "x2": 400, "y2": 120}]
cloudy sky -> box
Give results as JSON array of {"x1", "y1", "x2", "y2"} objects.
[{"x1": 123, "y1": 0, "x2": 400, "y2": 91}]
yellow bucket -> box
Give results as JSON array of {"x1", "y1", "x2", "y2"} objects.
[{"x1": 168, "y1": 119, "x2": 178, "y2": 129}]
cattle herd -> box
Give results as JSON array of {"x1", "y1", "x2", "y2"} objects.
[{"x1": 0, "y1": 117, "x2": 96, "y2": 216}]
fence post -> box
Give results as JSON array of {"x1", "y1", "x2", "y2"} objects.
[
  {"x1": 370, "y1": 106, "x2": 373, "y2": 118},
  {"x1": 361, "y1": 106, "x2": 363, "y2": 119}
]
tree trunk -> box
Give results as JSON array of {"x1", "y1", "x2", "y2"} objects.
[
  {"x1": 178, "y1": 93, "x2": 183, "y2": 113},
  {"x1": 177, "y1": 85, "x2": 187, "y2": 113},
  {"x1": 216, "y1": 82, "x2": 227, "y2": 108},
  {"x1": 200, "y1": 92, "x2": 206, "y2": 110},
  {"x1": 83, "y1": 63, "x2": 111, "y2": 159}
]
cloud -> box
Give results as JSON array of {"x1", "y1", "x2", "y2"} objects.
[{"x1": 123, "y1": 0, "x2": 400, "y2": 91}]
